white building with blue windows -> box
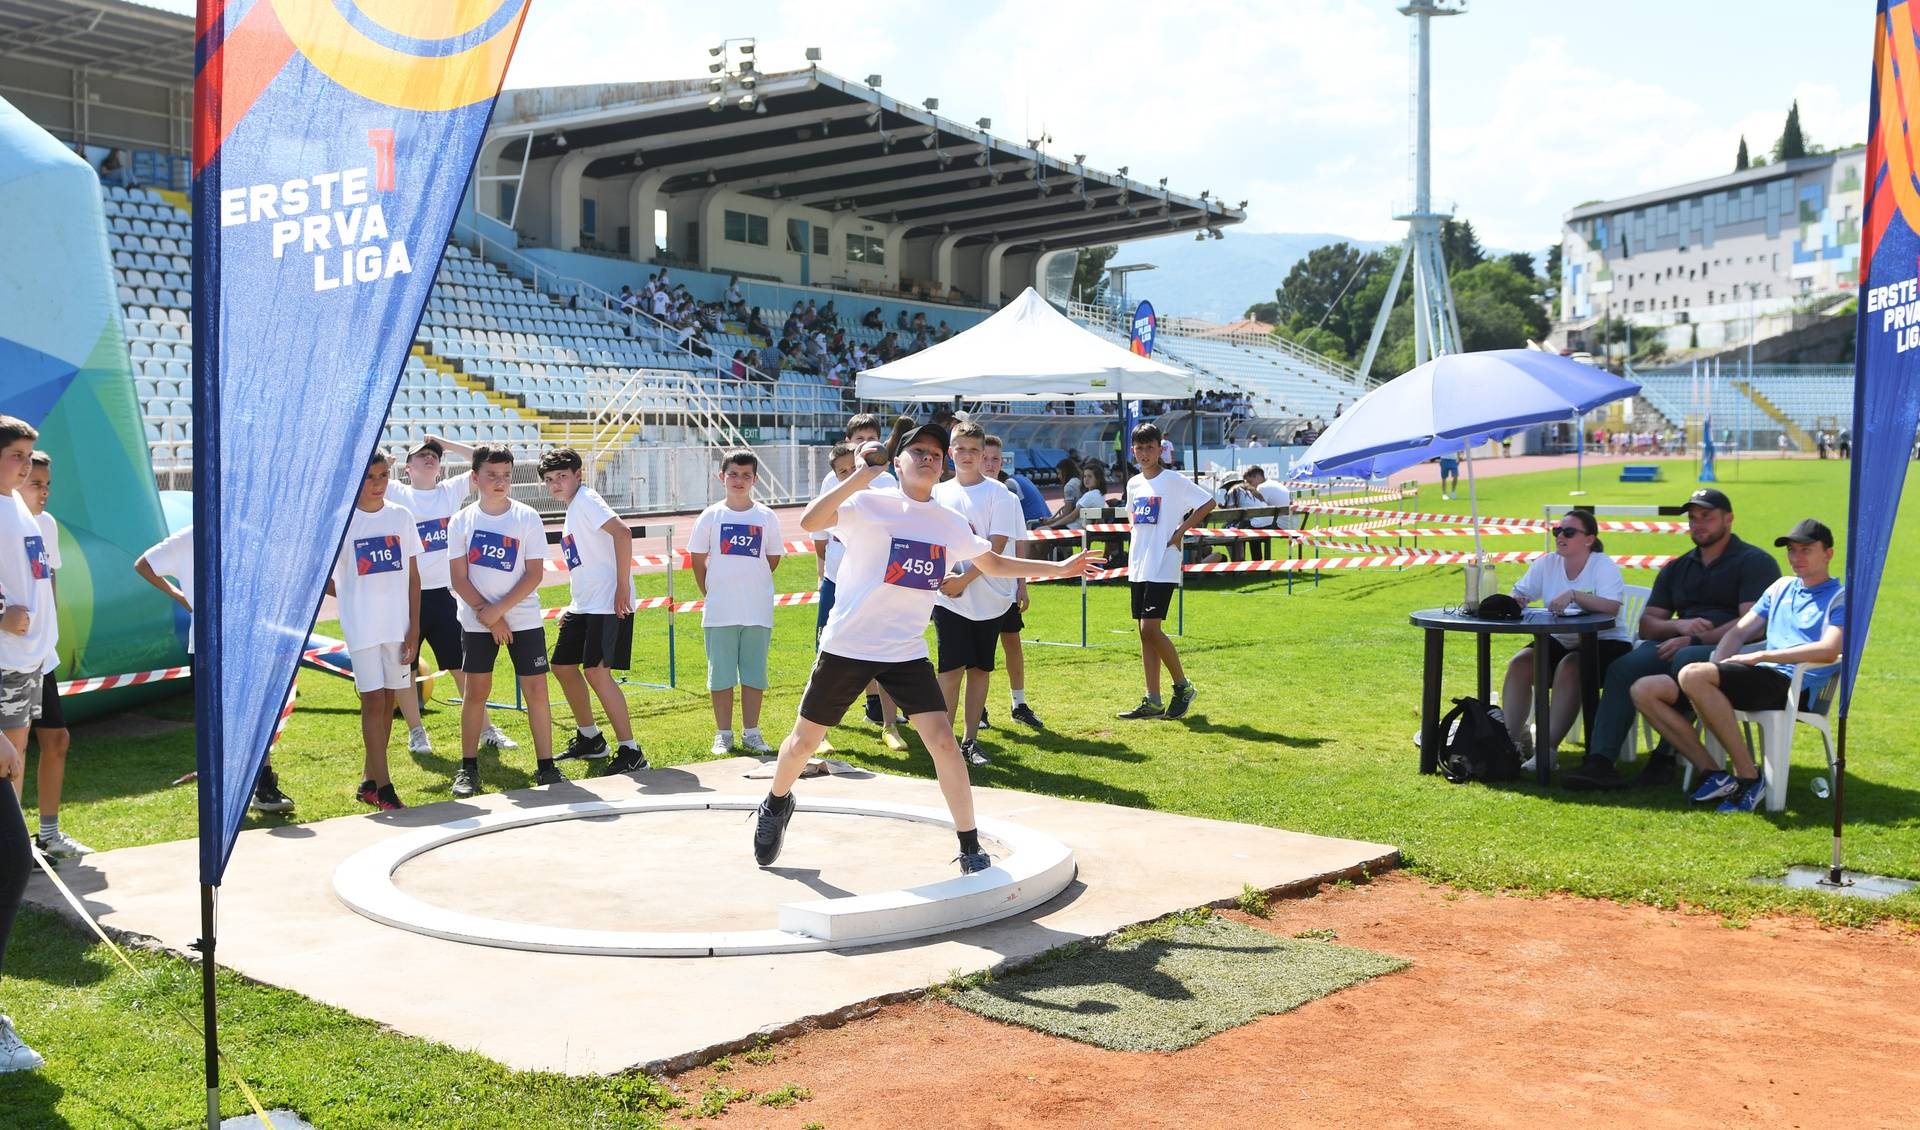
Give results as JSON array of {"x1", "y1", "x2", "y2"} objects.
[{"x1": 1557, "y1": 146, "x2": 1864, "y2": 353}]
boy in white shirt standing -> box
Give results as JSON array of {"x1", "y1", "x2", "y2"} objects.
[
  {"x1": 691, "y1": 452, "x2": 782, "y2": 756},
  {"x1": 447, "y1": 446, "x2": 558, "y2": 797},
  {"x1": 387, "y1": 435, "x2": 516, "y2": 756},
  {"x1": 751, "y1": 419, "x2": 1104, "y2": 875},
  {"x1": 19, "y1": 453, "x2": 89, "y2": 856},
  {"x1": 538, "y1": 448, "x2": 646, "y2": 774},
  {"x1": 326, "y1": 452, "x2": 423, "y2": 810},
  {"x1": 931, "y1": 422, "x2": 1023, "y2": 765},
  {"x1": 1117, "y1": 423, "x2": 1214, "y2": 720}
]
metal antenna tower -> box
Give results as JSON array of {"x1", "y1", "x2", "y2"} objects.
[{"x1": 1358, "y1": 1, "x2": 1467, "y2": 381}]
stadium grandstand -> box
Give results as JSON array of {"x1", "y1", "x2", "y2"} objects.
[
  {"x1": 5, "y1": 0, "x2": 1368, "y2": 509},
  {"x1": 1628, "y1": 364, "x2": 1852, "y2": 452}
]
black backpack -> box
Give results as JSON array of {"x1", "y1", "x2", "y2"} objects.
[{"x1": 1437, "y1": 696, "x2": 1521, "y2": 783}]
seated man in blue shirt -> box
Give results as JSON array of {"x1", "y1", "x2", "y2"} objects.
[{"x1": 1630, "y1": 518, "x2": 1844, "y2": 814}]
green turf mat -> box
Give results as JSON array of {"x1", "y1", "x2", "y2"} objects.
[{"x1": 946, "y1": 915, "x2": 1408, "y2": 1052}]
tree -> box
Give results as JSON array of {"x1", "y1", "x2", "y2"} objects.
[
  {"x1": 1271, "y1": 242, "x2": 1383, "y2": 356},
  {"x1": 1440, "y1": 218, "x2": 1484, "y2": 270},
  {"x1": 1244, "y1": 299, "x2": 1281, "y2": 323},
  {"x1": 1071, "y1": 244, "x2": 1119, "y2": 305},
  {"x1": 1545, "y1": 243, "x2": 1564, "y2": 319},
  {"x1": 1774, "y1": 100, "x2": 1808, "y2": 163},
  {"x1": 1502, "y1": 250, "x2": 1536, "y2": 279},
  {"x1": 1734, "y1": 135, "x2": 1750, "y2": 171}
]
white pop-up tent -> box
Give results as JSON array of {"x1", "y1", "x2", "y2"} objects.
[{"x1": 855, "y1": 287, "x2": 1196, "y2": 401}]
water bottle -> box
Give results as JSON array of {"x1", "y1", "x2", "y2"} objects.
[{"x1": 1463, "y1": 556, "x2": 1495, "y2": 614}]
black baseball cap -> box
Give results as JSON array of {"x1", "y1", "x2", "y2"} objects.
[
  {"x1": 890, "y1": 421, "x2": 950, "y2": 457},
  {"x1": 1681, "y1": 487, "x2": 1732, "y2": 513},
  {"x1": 1774, "y1": 518, "x2": 1834, "y2": 548}
]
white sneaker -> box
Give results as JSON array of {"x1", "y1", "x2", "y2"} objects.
[
  {"x1": 407, "y1": 728, "x2": 433, "y2": 755},
  {"x1": 0, "y1": 1015, "x2": 43, "y2": 1073},
  {"x1": 34, "y1": 830, "x2": 94, "y2": 859},
  {"x1": 710, "y1": 733, "x2": 734, "y2": 756},
  {"x1": 740, "y1": 732, "x2": 775, "y2": 755},
  {"x1": 480, "y1": 725, "x2": 517, "y2": 750}
]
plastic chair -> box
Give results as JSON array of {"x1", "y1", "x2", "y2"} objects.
[
  {"x1": 1613, "y1": 584, "x2": 1655, "y2": 763},
  {"x1": 1680, "y1": 658, "x2": 1840, "y2": 813}
]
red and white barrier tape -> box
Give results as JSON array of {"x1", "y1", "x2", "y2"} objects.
[
  {"x1": 56, "y1": 665, "x2": 193, "y2": 696},
  {"x1": 1296, "y1": 504, "x2": 1687, "y2": 533}
]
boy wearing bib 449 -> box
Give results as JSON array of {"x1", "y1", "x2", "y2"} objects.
[{"x1": 751, "y1": 421, "x2": 1105, "y2": 875}]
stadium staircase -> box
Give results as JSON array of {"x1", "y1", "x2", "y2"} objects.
[{"x1": 1732, "y1": 379, "x2": 1812, "y2": 451}]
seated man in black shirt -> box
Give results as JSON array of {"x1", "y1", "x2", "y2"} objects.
[{"x1": 1562, "y1": 488, "x2": 1781, "y2": 790}]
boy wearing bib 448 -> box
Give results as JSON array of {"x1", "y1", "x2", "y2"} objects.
[{"x1": 751, "y1": 421, "x2": 1105, "y2": 875}]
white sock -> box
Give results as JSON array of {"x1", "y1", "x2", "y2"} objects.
[
  {"x1": 619, "y1": 739, "x2": 640, "y2": 751},
  {"x1": 743, "y1": 727, "x2": 763, "y2": 740},
  {"x1": 577, "y1": 724, "x2": 600, "y2": 738},
  {"x1": 716, "y1": 730, "x2": 733, "y2": 743},
  {"x1": 410, "y1": 725, "x2": 428, "y2": 738},
  {"x1": 1010, "y1": 689, "x2": 1028, "y2": 707}
]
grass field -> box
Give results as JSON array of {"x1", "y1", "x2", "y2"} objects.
[{"x1": 2, "y1": 456, "x2": 1916, "y2": 1127}]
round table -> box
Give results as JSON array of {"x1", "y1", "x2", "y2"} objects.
[{"x1": 1409, "y1": 606, "x2": 1619, "y2": 785}]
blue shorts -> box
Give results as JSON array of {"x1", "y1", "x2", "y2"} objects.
[
  {"x1": 1438, "y1": 458, "x2": 1459, "y2": 475},
  {"x1": 706, "y1": 625, "x2": 772, "y2": 692}
]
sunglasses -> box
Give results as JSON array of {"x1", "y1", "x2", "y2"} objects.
[{"x1": 1551, "y1": 526, "x2": 1589, "y2": 539}]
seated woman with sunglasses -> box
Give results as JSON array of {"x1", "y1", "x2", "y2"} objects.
[{"x1": 1500, "y1": 509, "x2": 1633, "y2": 767}]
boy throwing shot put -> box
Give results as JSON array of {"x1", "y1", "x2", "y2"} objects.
[
  {"x1": 1117, "y1": 423, "x2": 1213, "y2": 720},
  {"x1": 447, "y1": 446, "x2": 558, "y2": 796},
  {"x1": 539, "y1": 449, "x2": 646, "y2": 774},
  {"x1": 813, "y1": 414, "x2": 908, "y2": 750},
  {"x1": 751, "y1": 419, "x2": 1104, "y2": 875},
  {"x1": 691, "y1": 452, "x2": 781, "y2": 756},
  {"x1": 326, "y1": 452, "x2": 422, "y2": 810}
]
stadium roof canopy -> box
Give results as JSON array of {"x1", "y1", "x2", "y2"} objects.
[
  {"x1": 0, "y1": 0, "x2": 194, "y2": 87},
  {"x1": 489, "y1": 68, "x2": 1246, "y2": 256}
]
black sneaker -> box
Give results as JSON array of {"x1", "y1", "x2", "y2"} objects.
[
  {"x1": 251, "y1": 769, "x2": 295, "y2": 813},
  {"x1": 1164, "y1": 682, "x2": 1198, "y2": 720},
  {"x1": 1010, "y1": 703, "x2": 1044, "y2": 729},
  {"x1": 864, "y1": 694, "x2": 883, "y2": 725},
  {"x1": 557, "y1": 731, "x2": 609, "y2": 761},
  {"x1": 533, "y1": 762, "x2": 565, "y2": 786},
  {"x1": 600, "y1": 745, "x2": 649, "y2": 775},
  {"x1": 961, "y1": 738, "x2": 991, "y2": 766},
  {"x1": 451, "y1": 766, "x2": 481, "y2": 798},
  {"x1": 1561, "y1": 753, "x2": 1621, "y2": 791},
  {"x1": 977, "y1": 708, "x2": 992, "y2": 730},
  {"x1": 957, "y1": 850, "x2": 992, "y2": 875},
  {"x1": 1628, "y1": 749, "x2": 1678, "y2": 788},
  {"x1": 753, "y1": 791, "x2": 795, "y2": 867},
  {"x1": 1117, "y1": 697, "x2": 1166, "y2": 719}
]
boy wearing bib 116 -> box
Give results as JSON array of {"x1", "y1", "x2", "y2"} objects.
[
  {"x1": 1118, "y1": 422, "x2": 1214, "y2": 720},
  {"x1": 751, "y1": 420, "x2": 1105, "y2": 875},
  {"x1": 690, "y1": 451, "x2": 782, "y2": 756},
  {"x1": 447, "y1": 446, "x2": 558, "y2": 797}
]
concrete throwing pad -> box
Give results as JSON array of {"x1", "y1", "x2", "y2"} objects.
[
  {"x1": 23, "y1": 759, "x2": 1396, "y2": 1075},
  {"x1": 339, "y1": 795, "x2": 1078, "y2": 954}
]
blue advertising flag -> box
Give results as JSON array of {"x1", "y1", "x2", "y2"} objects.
[
  {"x1": 192, "y1": 0, "x2": 530, "y2": 884},
  {"x1": 1843, "y1": 1, "x2": 1920, "y2": 718},
  {"x1": 1698, "y1": 415, "x2": 1717, "y2": 482},
  {"x1": 1128, "y1": 300, "x2": 1156, "y2": 357}
]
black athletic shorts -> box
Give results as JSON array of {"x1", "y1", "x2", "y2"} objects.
[
  {"x1": 1515, "y1": 636, "x2": 1634, "y2": 678},
  {"x1": 799, "y1": 651, "x2": 947, "y2": 726},
  {"x1": 552, "y1": 611, "x2": 634, "y2": 670},
  {"x1": 1712, "y1": 661, "x2": 1795, "y2": 711},
  {"x1": 461, "y1": 627, "x2": 549, "y2": 678},
  {"x1": 933, "y1": 606, "x2": 1001, "y2": 673},
  {"x1": 34, "y1": 669, "x2": 65, "y2": 730},
  {"x1": 996, "y1": 601, "x2": 1024, "y2": 635},
  {"x1": 418, "y1": 587, "x2": 464, "y2": 673},
  {"x1": 1131, "y1": 581, "x2": 1178, "y2": 622}
]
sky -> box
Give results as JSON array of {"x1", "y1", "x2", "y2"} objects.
[{"x1": 144, "y1": 1, "x2": 1870, "y2": 248}]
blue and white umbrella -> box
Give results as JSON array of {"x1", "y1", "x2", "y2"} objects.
[{"x1": 1293, "y1": 349, "x2": 1641, "y2": 554}]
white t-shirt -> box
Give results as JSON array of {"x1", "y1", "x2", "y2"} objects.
[
  {"x1": 932, "y1": 476, "x2": 1022, "y2": 621},
  {"x1": 0, "y1": 493, "x2": 45, "y2": 674},
  {"x1": 813, "y1": 466, "x2": 897, "y2": 584},
  {"x1": 818, "y1": 488, "x2": 992, "y2": 663},
  {"x1": 690, "y1": 499, "x2": 779, "y2": 628},
  {"x1": 143, "y1": 523, "x2": 194, "y2": 653},
  {"x1": 33, "y1": 512, "x2": 60, "y2": 672},
  {"x1": 331, "y1": 502, "x2": 424, "y2": 651},
  {"x1": 448, "y1": 499, "x2": 551, "y2": 632},
  {"x1": 1124, "y1": 470, "x2": 1213, "y2": 585},
  {"x1": 560, "y1": 486, "x2": 631, "y2": 614},
  {"x1": 1511, "y1": 550, "x2": 1630, "y2": 646},
  {"x1": 1249, "y1": 482, "x2": 1291, "y2": 528},
  {"x1": 388, "y1": 471, "x2": 472, "y2": 591}
]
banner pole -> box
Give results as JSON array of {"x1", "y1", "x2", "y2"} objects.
[
  {"x1": 199, "y1": 882, "x2": 219, "y2": 1129},
  {"x1": 1828, "y1": 714, "x2": 1848, "y2": 886}
]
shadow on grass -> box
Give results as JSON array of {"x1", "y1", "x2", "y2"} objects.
[
  {"x1": 0, "y1": 1068, "x2": 73, "y2": 1129},
  {"x1": 6, "y1": 906, "x2": 115, "y2": 991},
  {"x1": 1484, "y1": 765, "x2": 1920, "y2": 830},
  {"x1": 844, "y1": 743, "x2": 1154, "y2": 809},
  {"x1": 1179, "y1": 717, "x2": 1328, "y2": 749}
]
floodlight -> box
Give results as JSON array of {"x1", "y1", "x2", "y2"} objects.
[
  {"x1": 1073, "y1": 153, "x2": 1085, "y2": 164},
  {"x1": 973, "y1": 152, "x2": 987, "y2": 166},
  {"x1": 866, "y1": 74, "x2": 883, "y2": 86},
  {"x1": 1117, "y1": 165, "x2": 1128, "y2": 176},
  {"x1": 755, "y1": 100, "x2": 768, "y2": 115},
  {"x1": 941, "y1": 222, "x2": 952, "y2": 233},
  {"x1": 1199, "y1": 189, "x2": 1210, "y2": 200},
  {"x1": 738, "y1": 43, "x2": 753, "y2": 54},
  {"x1": 708, "y1": 95, "x2": 724, "y2": 112},
  {"x1": 976, "y1": 117, "x2": 991, "y2": 130},
  {"x1": 937, "y1": 150, "x2": 952, "y2": 167},
  {"x1": 709, "y1": 45, "x2": 723, "y2": 57},
  {"x1": 924, "y1": 97, "x2": 939, "y2": 110},
  {"x1": 921, "y1": 133, "x2": 935, "y2": 148},
  {"x1": 740, "y1": 73, "x2": 757, "y2": 87},
  {"x1": 1209, "y1": 227, "x2": 1223, "y2": 239},
  {"x1": 738, "y1": 93, "x2": 755, "y2": 109},
  {"x1": 1158, "y1": 176, "x2": 1168, "y2": 188},
  {"x1": 1237, "y1": 199, "x2": 1248, "y2": 209},
  {"x1": 707, "y1": 169, "x2": 718, "y2": 183},
  {"x1": 553, "y1": 130, "x2": 567, "y2": 148},
  {"x1": 772, "y1": 186, "x2": 782, "y2": 198},
  {"x1": 1195, "y1": 231, "x2": 1206, "y2": 241},
  {"x1": 805, "y1": 47, "x2": 822, "y2": 61},
  {"x1": 709, "y1": 61, "x2": 724, "y2": 74},
  {"x1": 708, "y1": 75, "x2": 724, "y2": 91},
  {"x1": 864, "y1": 109, "x2": 882, "y2": 127}
]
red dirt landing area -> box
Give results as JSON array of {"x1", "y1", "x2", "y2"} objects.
[{"x1": 688, "y1": 875, "x2": 1920, "y2": 1129}]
